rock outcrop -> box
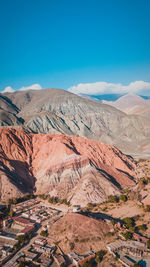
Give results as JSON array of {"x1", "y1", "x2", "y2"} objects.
[{"x1": 0, "y1": 128, "x2": 136, "y2": 205}]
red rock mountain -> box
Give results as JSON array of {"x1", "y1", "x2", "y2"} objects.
[{"x1": 0, "y1": 128, "x2": 136, "y2": 205}]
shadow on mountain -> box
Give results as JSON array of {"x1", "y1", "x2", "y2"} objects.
[
  {"x1": 80, "y1": 211, "x2": 122, "y2": 223},
  {"x1": 116, "y1": 168, "x2": 135, "y2": 181},
  {"x1": 0, "y1": 159, "x2": 36, "y2": 194},
  {"x1": 95, "y1": 167, "x2": 122, "y2": 189}
]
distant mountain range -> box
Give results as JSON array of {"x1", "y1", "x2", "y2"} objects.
[
  {"x1": 0, "y1": 89, "x2": 150, "y2": 155},
  {"x1": 80, "y1": 93, "x2": 150, "y2": 102},
  {"x1": 102, "y1": 94, "x2": 150, "y2": 119}
]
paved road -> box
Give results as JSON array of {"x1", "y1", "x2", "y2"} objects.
[{"x1": 4, "y1": 226, "x2": 42, "y2": 267}]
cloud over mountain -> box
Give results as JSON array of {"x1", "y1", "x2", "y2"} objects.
[
  {"x1": 2, "y1": 83, "x2": 42, "y2": 93},
  {"x1": 68, "y1": 81, "x2": 150, "y2": 95},
  {"x1": 2, "y1": 86, "x2": 15, "y2": 93},
  {"x1": 19, "y1": 83, "x2": 42, "y2": 91}
]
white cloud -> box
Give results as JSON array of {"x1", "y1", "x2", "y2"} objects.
[
  {"x1": 19, "y1": 83, "x2": 42, "y2": 91},
  {"x1": 2, "y1": 83, "x2": 42, "y2": 93},
  {"x1": 68, "y1": 81, "x2": 150, "y2": 95},
  {"x1": 2, "y1": 86, "x2": 15, "y2": 93}
]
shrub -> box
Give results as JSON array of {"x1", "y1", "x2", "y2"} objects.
[
  {"x1": 40, "y1": 230, "x2": 48, "y2": 237},
  {"x1": 146, "y1": 205, "x2": 150, "y2": 212},
  {"x1": 114, "y1": 255, "x2": 119, "y2": 261},
  {"x1": 133, "y1": 215, "x2": 140, "y2": 221},
  {"x1": 122, "y1": 188, "x2": 131, "y2": 194},
  {"x1": 81, "y1": 260, "x2": 92, "y2": 267},
  {"x1": 139, "y1": 178, "x2": 148, "y2": 185},
  {"x1": 111, "y1": 220, "x2": 115, "y2": 226},
  {"x1": 48, "y1": 196, "x2": 58, "y2": 204},
  {"x1": 119, "y1": 194, "x2": 127, "y2": 202},
  {"x1": 87, "y1": 203, "x2": 94, "y2": 208},
  {"x1": 123, "y1": 231, "x2": 133, "y2": 240},
  {"x1": 69, "y1": 242, "x2": 75, "y2": 250},
  {"x1": 59, "y1": 198, "x2": 70, "y2": 206},
  {"x1": 54, "y1": 241, "x2": 59, "y2": 246},
  {"x1": 105, "y1": 232, "x2": 114, "y2": 237},
  {"x1": 108, "y1": 195, "x2": 119, "y2": 203},
  {"x1": 102, "y1": 207, "x2": 107, "y2": 212},
  {"x1": 39, "y1": 194, "x2": 48, "y2": 200}
]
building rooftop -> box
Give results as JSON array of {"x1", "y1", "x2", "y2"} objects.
[
  {"x1": 19, "y1": 225, "x2": 34, "y2": 234},
  {"x1": 106, "y1": 240, "x2": 145, "y2": 251},
  {"x1": 120, "y1": 256, "x2": 135, "y2": 267},
  {"x1": 13, "y1": 216, "x2": 34, "y2": 226}
]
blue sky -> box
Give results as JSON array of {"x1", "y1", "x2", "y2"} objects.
[{"x1": 0, "y1": 0, "x2": 150, "y2": 94}]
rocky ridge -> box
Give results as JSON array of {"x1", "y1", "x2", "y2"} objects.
[{"x1": 0, "y1": 128, "x2": 136, "y2": 205}]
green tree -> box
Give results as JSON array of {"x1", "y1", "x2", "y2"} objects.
[
  {"x1": 95, "y1": 250, "x2": 107, "y2": 263},
  {"x1": 123, "y1": 217, "x2": 134, "y2": 229},
  {"x1": 13, "y1": 242, "x2": 21, "y2": 250},
  {"x1": 59, "y1": 198, "x2": 70, "y2": 206},
  {"x1": 9, "y1": 208, "x2": 14, "y2": 217},
  {"x1": 48, "y1": 196, "x2": 58, "y2": 204},
  {"x1": 111, "y1": 220, "x2": 115, "y2": 226},
  {"x1": 17, "y1": 235, "x2": 26, "y2": 244},
  {"x1": 40, "y1": 230, "x2": 48, "y2": 237},
  {"x1": 147, "y1": 239, "x2": 150, "y2": 249},
  {"x1": 137, "y1": 224, "x2": 147, "y2": 232},
  {"x1": 123, "y1": 231, "x2": 133, "y2": 240}
]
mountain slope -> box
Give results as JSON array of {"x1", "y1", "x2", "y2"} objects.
[
  {"x1": 50, "y1": 213, "x2": 110, "y2": 253},
  {"x1": 0, "y1": 95, "x2": 23, "y2": 126},
  {"x1": 0, "y1": 95, "x2": 19, "y2": 114},
  {"x1": 0, "y1": 128, "x2": 136, "y2": 204},
  {"x1": 102, "y1": 94, "x2": 150, "y2": 116},
  {"x1": 1, "y1": 89, "x2": 150, "y2": 155}
]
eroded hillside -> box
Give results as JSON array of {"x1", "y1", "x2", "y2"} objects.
[{"x1": 0, "y1": 128, "x2": 136, "y2": 205}]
